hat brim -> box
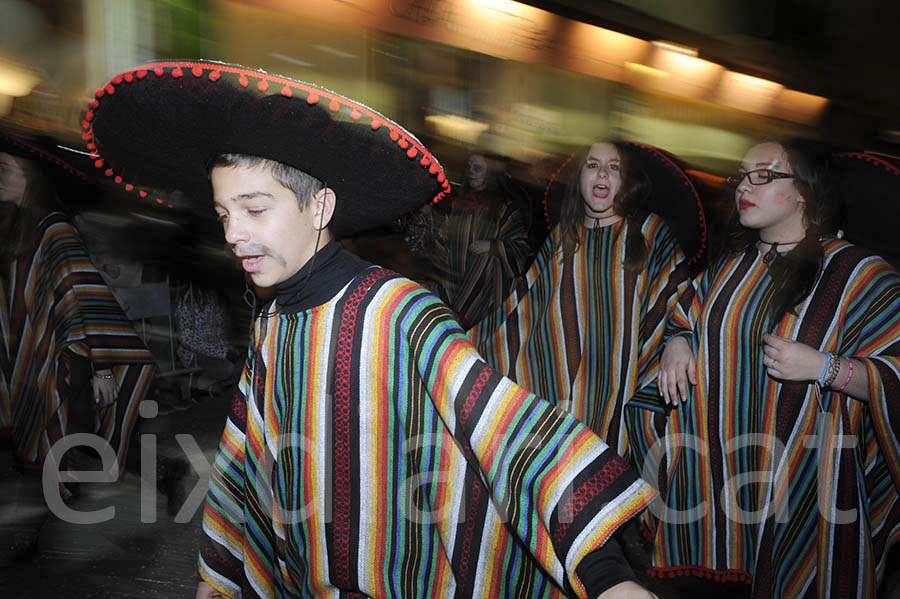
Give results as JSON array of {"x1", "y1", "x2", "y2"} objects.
[
  {"x1": 543, "y1": 141, "x2": 707, "y2": 265},
  {"x1": 84, "y1": 60, "x2": 450, "y2": 238}
]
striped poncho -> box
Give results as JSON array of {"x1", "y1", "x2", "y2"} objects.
[
  {"x1": 441, "y1": 194, "x2": 531, "y2": 329},
  {"x1": 198, "y1": 266, "x2": 654, "y2": 598},
  {"x1": 469, "y1": 214, "x2": 689, "y2": 459},
  {"x1": 643, "y1": 240, "x2": 900, "y2": 598},
  {"x1": 0, "y1": 212, "x2": 155, "y2": 473}
]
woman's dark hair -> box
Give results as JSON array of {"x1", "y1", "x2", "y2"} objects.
[
  {"x1": 709, "y1": 138, "x2": 838, "y2": 324},
  {"x1": 558, "y1": 141, "x2": 650, "y2": 274}
]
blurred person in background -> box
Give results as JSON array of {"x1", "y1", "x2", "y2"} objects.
[
  {"x1": 0, "y1": 130, "x2": 156, "y2": 500},
  {"x1": 440, "y1": 151, "x2": 532, "y2": 329},
  {"x1": 654, "y1": 139, "x2": 900, "y2": 598},
  {"x1": 470, "y1": 141, "x2": 704, "y2": 468},
  {"x1": 87, "y1": 59, "x2": 661, "y2": 599}
]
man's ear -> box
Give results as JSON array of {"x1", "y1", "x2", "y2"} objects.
[{"x1": 311, "y1": 187, "x2": 336, "y2": 231}]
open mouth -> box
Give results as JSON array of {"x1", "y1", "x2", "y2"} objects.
[
  {"x1": 240, "y1": 255, "x2": 264, "y2": 272},
  {"x1": 592, "y1": 184, "x2": 610, "y2": 199}
]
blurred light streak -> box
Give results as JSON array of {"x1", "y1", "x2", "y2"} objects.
[
  {"x1": 269, "y1": 52, "x2": 314, "y2": 67},
  {"x1": 425, "y1": 114, "x2": 490, "y2": 145},
  {"x1": 651, "y1": 40, "x2": 698, "y2": 57},
  {"x1": 313, "y1": 45, "x2": 358, "y2": 59},
  {"x1": 716, "y1": 71, "x2": 783, "y2": 115},
  {"x1": 772, "y1": 89, "x2": 829, "y2": 125},
  {"x1": 624, "y1": 61, "x2": 668, "y2": 78},
  {"x1": 0, "y1": 60, "x2": 41, "y2": 97}
]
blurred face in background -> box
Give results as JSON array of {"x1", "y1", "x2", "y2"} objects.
[
  {"x1": 465, "y1": 154, "x2": 488, "y2": 190},
  {"x1": 579, "y1": 142, "x2": 622, "y2": 223},
  {"x1": 0, "y1": 152, "x2": 28, "y2": 206}
]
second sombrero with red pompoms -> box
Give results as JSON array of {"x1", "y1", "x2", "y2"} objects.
[{"x1": 82, "y1": 59, "x2": 450, "y2": 238}]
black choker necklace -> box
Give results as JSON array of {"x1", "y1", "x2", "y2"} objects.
[{"x1": 759, "y1": 237, "x2": 804, "y2": 263}]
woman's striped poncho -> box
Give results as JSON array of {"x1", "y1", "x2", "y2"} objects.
[
  {"x1": 0, "y1": 212, "x2": 155, "y2": 473},
  {"x1": 198, "y1": 267, "x2": 654, "y2": 598},
  {"x1": 469, "y1": 214, "x2": 689, "y2": 461},
  {"x1": 641, "y1": 240, "x2": 900, "y2": 598}
]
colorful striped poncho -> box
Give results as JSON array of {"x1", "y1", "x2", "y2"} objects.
[
  {"x1": 640, "y1": 240, "x2": 900, "y2": 598},
  {"x1": 0, "y1": 212, "x2": 155, "y2": 473},
  {"x1": 198, "y1": 267, "x2": 655, "y2": 598},
  {"x1": 441, "y1": 194, "x2": 531, "y2": 329},
  {"x1": 469, "y1": 214, "x2": 689, "y2": 460}
]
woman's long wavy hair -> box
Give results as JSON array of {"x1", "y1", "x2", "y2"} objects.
[
  {"x1": 709, "y1": 138, "x2": 839, "y2": 324},
  {"x1": 558, "y1": 141, "x2": 650, "y2": 275}
]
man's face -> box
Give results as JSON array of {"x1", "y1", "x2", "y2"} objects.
[{"x1": 212, "y1": 163, "x2": 326, "y2": 289}]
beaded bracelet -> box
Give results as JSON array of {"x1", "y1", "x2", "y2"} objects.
[
  {"x1": 823, "y1": 352, "x2": 841, "y2": 388},
  {"x1": 836, "y1": 357, "x2": 854, "y2": 392},
  {"x1": 93, "y1": 372, "x2": 114, "y2": 380},
  {"x1": 817, "y1": 354, "x2": 831, "y2": 386}
]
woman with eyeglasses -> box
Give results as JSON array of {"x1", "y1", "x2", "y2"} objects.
[{"x1": 647, "y1": 139, "x2": 900, "y2": 597}]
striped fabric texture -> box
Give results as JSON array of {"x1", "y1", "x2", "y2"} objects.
[
  {"x1": 0, "y1": 212, "x2": 155, "y2": 473},
  {"x1": 198, "y1": 267, "x2": 654, "y2": 598},
  {"x1": 642, "y1": 240, "x2": 900, "y2": 598},
  {"x1": 469, "y1": 214, "x2": 689, "y2": 460},
  {"x1": 441, "y1": 198, "x2": 531, "y2": 329}
]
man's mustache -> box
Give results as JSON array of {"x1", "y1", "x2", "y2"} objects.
[{"x1": 229, "y1": 242, "x2": 287, "y2": 267}]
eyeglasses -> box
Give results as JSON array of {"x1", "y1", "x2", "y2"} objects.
[{"x1": 727, "y1": 169, "x2": 795, "y2": 187}]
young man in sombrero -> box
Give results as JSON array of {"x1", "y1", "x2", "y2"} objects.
[{"x1": 84, "y1": 60, "x2": 658, "y2": 599}]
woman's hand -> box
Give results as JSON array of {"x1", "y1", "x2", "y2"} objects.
[
  {"x1": 659, "y1": 335, "x2": 696, "y2": 405},
  {"x1": 91, "y1": 369, "x2": 118, "y2": 408},
  {"x1": 761, "y1": 333, "x2": 828, "y2": 382}
]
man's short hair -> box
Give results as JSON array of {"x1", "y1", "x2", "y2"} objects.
[{"x1": 212, "y1": 153, "x2": 323, "y2": 211}]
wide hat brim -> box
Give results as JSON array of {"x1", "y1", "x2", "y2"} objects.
[
  {"x1": 543, "y1": 140, "x2": 707, "y2": 265},
  {"x1": 832, "y1": 152, "x2": 900, "y2": 268},
  {"x1": 1, "y1": 129, "x2": 97, "y2": 191},
  {"x1": 83, "y1": 60, "x2": 450, "y2": 238}
]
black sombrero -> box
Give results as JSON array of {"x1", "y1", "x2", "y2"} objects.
[
  {"x1": 82, "y1": 60, "x2": 450, "y2": 238},
  {"x1": 1, "y1": 128, "x2": 97, "y2": 189},
  {"x1": 832, "y1": 151, "x2": 900, "y2": 268},
  {"x1": 543, "y1": 140, "x2": 707, "y2": 265}
]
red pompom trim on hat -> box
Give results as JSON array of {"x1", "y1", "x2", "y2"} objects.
[
  {"x1": 155, "y1": 198, "x2": 163, "y2": 204},
  {"x1": 89, "y1": 99, "x2": 99, "y2": 109},
  {"x1": 125, "y1": 184, "x2": 134, "y2": 191},
  {"x1": 136, "y1": 70, "x2": 148, "y2": 79},
  {"x1": 389, "y1": 130, "x2": 399, "y2": 141},
  {"x1": 420, "y1": 157, "x2": 430, "y2": 166},
  {"x1": 139, "y1": 190, "x2": 148, "y2": 197},
  {"x1": 307, "y1": 93, "x2": 319, "y2": 105},
  {"x1": 429, "y1": 164, "x2": 439, "y2": 175},
  {"x1": 257, "y1": 80, "x2": 268, "y2": 92},
  {"x1": 124, "y1": 73, "x2": 134, "y2": 83},
  {"x1": 329, "y1": 99, "x2": 340, "y2": 111},
  {"x1": 238, "y1": 74, "x2": 248, "y2": 87},
  {"x1": 370, "y1": 119, "x2": 381, "y2": 130},
  {"x1": 94, "y1": 159, "x2": 103, "y2": 168},
  {"x1": 112, "y1": 75, "x2": 123, "y2": 85},
  {"x1": 281, "y1": 86, "x2": 292, "y2": 97},
  {"x1": 407, "y1": 148, "x2": 417, "y2": 159},
  {"x1": 192, "y1": 66, "x2": 203, "y2": 78},
  {"x1": 398, "y1": 139, "x2": 409, "y2": 149},
  {"x1": 114, "y1": 176, "x2": 123, "y2": 183},
  {"x1": 104, "y1": 168, "x2": 113, "y2": 176},
  {"x1": 209, "y1": 70, "x2": 220, "y2": 82},
  {"x1": 94, "y1": 88, "x2": 105, "y2": 99},
  {"x1": 105, "y1": 84, "x2": 115, "y2": 95},
  {"x1": 350, "y1": 110, "x2": 360, "y2": 120},
  {"x1": 153, "y1": 67, "x2": 164, "y2": 77}
]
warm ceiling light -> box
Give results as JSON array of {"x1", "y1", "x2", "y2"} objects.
[
  {"x1": 652, "y1": 40, "x2": 698, "y2": 57},
  {"x1": 625, "y1": 62, "x2": 669, "y2": 78},
  {"x1": 0, "y1": 60, "x2": 40, "y2": 97}
]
